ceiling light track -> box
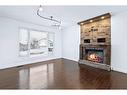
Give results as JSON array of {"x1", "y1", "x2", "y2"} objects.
[{"x1": 37, "y1": 5, "x2": 61, "y2": 26}]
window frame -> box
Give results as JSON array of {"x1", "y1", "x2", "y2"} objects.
[{"x1": 18, "y1": 27, "x2": 55, "y2": 57}]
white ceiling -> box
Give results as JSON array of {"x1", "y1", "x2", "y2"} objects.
[{"x1": 0, "y1": 6, "x2": 127, "y2": 29}]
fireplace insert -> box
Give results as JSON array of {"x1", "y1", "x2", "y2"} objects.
[
  {"x1": 79, "y1": 44, "x2": 111, "y2": 70},
  {"x1": 84, "y1": 48, "x2": 104, "y2": 63}
]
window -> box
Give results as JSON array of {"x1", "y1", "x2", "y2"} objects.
[
  {"x1": 19, "y1": 28, "x2": 54, "y2": 57},
  {"x1": 48, "y1": 33, "x2": 54, "y2": 54},
  {"x1": 30, "y1": 30, "x2": 48, "y2": 56},
  {"x1": 19, "y1": 28, "x2": 29, "y2": 56}
]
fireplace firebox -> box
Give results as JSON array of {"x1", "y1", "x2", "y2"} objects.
[
  {"x1": 79, "y1": 45, "x2": 111, "y2": 70},
  {"x1": 84, "y1": 48, "x2": 104, "y2": 63}
]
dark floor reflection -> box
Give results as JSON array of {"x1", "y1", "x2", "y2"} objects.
[
  {"x1": 79, "y1": 64, "x2": 112, "y2": 89},
  {"x1": 0, "y1": 59, "x2": 127, "y2": 89}
]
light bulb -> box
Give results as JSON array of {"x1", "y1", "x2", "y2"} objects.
[
  {"x1": 39, "y1": 6, "x2": 43, "y2": 11},
  {"x1": 101, "y1": 16, "x2": 105, "y2": 19},
  {"x1": 80, "y1": 23, "x2": 84, "y2": 25},
  {"x1": 90, "y1": 20, "x2": 93, "y2": 23}
]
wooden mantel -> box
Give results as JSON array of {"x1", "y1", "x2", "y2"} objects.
[{"x1": 77, "y1": 13, "x2": 111, "y2": 25}]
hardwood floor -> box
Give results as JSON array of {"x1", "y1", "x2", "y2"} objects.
[{"x1": 0, "y1": 58, "x2": 127, "y2": 89}]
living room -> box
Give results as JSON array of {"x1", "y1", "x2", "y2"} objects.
[{"x1": 0, "y1": 0, "x2": 127, "y2": 94}]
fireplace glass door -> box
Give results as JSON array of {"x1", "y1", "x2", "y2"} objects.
[{"x1": 83, "y1": 48, "x2": 104, "y2": 63}]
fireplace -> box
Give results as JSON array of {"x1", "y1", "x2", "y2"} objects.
[
  {"x1": 84, "y1": 48, "x2": 104, "y2": 63},
  {"x1": 78, "y1": 13, "x2": 111, "y2": 71},
  {"x1": 79, "y1": 45, "x2": 111, "y2": 70}
]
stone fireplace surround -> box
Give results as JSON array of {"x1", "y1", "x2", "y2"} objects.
[
  {"x1": 78, "y1": 13, "x2": 111, "y2": 71},
  {"x1": 79, "y1": 44, "x2": 111, "y2": 71}
]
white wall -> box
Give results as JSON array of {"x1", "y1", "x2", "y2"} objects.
[
  {"x1": 62, "y1": 25, "x2": 80, "y2": 61},
  {"x1": 62, "y1": 11, "x2": 127, "y2": 74},
  {"x1": 0, "y1": 17, "x2": 62, "y2": 69},
  {"x1": 111, "y1": 11, "x2": 127, "y2": 73}
]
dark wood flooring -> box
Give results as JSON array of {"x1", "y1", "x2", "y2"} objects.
[{"x1": 0, "y1": 58, "x2": 127, "y2": 89}]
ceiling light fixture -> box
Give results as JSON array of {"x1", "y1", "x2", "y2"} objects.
[
  {"x1": 101, "y1": 16, "x2": 105, "y2": 19},
  {"x1": 37, "y1": 5, "x2": 61, "y2": 29},
  {"x1": 90, "y1": 20, "x2": 93, "y2": 22},
  {"x1": 80, "y1": 23, "x2": 84, "y2": 25}
]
